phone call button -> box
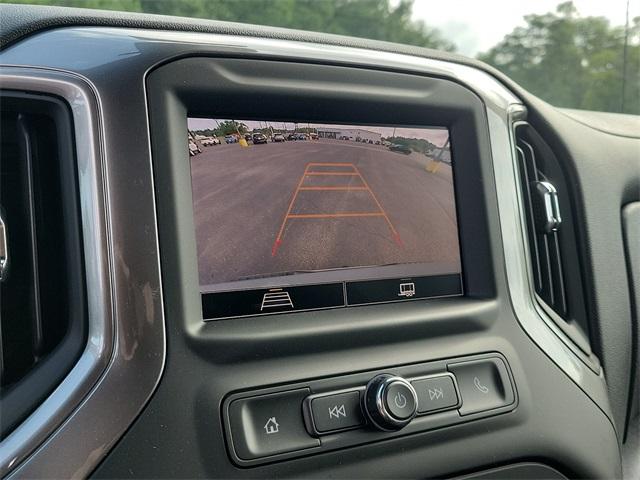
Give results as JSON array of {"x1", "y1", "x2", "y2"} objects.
[{"x1": 447, "y1": 357, "x2": 515, "y2": 415}]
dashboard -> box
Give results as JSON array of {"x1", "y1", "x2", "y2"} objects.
[{"x1": 0, "y1": 4, "x2": 638, "y2": 479}]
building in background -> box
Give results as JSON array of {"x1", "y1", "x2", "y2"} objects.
[{"x1": 317, "y1": 127, "x2": 381, "y2": 143}]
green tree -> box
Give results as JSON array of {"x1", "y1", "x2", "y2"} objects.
[
  {"x1": 139, "y1": 0, "x2": 454, "y2": 49},
  {"x1": 12, "y1": 0, "x2": 454, "y2": 50},
  {"x1": 192, "y1": 128, "x2": 216, "y2": 137},
  {"x1": 387, "y1": 136, "x2": 436, "y2": 153},
  {"x1": 7, "y1": 0, "x2": 143, "y2": 11},
  {"x1": 215, "y1": 120, "x2": 248, "y2": 136},
  {"x1": 479, "y1": 2, "x2": 640, "y2": 114}
]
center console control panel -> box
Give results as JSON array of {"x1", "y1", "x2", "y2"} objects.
[{"x1": 223, "y1": 353, "x2": 517, "y2": 466}]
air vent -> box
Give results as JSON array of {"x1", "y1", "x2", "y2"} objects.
[
  {"x1": 514, "y1": 122, "x2": 592, "y2": 354},
  {"x1": 0, "y1": 92, "x2": 86, "y2": 438}
]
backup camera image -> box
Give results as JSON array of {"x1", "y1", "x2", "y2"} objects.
[{"x1": 188, "y1": 119, "x2": 461, "y2": 289}]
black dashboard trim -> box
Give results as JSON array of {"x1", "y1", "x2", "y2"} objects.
[
  {"x1": 0, "y1": 19, "x2": 632, "y2": 478},
  {"x1": 146, "y1": 57, "x2": 497, "y2": 362}
]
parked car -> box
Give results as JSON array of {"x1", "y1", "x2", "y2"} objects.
[
  {"x1": 286, "y1": 133, "x2": 297, "y2": 140},
  {"x1": 389, "y1": 143, "x2": 412, "y2": 154},
  {"x1": 188, "y1": 140, "x2": 200, "y2": 156},
  {"x1": 309, "y1": 133, "x2": 318, "y2": 140},
  {"x1": 225, "y1": 135, "x2": 237, "y2": 144},
  {"x1": 252, "y1": 133, "x2": 268, "y2": 144},
  {"x1": 295, "y1": 133, "x2": 308, "y2": 140},
  {"x1": 201, "y1": 137, "x2": 220, "y2": 146},
  {"x1": 273, "y1": 134, "x2": 285, "y2": 142}
]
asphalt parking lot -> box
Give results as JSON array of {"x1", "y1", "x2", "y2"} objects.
[{"x1": 190, "y1": 139, "x2": 461, "y2": 286}]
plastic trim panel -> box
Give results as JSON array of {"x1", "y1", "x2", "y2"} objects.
[
  {"x1": 0, "y1": 68, "x2": 166, "y2": 478},
  {"x1": 0, "y1": 27, "x2": 615, "y2": 475}
]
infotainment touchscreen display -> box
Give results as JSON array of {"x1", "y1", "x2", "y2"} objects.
[{"x1": 188, "y1": 119, "x2": 462, "y2": 319}]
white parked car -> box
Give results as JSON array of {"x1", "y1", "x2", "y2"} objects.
[
  {"x1": 188, "y1": 140, "x2": 200, "y2": 156},
  {"x1": 201, "y1": 137, "x2": 220, "y2": 146}
]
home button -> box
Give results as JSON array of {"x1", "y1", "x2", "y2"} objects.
[{"x1": 228, "y1": 389, "x2": 320, "y2": 460}]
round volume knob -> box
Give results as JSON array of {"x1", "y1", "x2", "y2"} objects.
[{"x1": 363, "y1": 374, "x2": 418, "y2": 431}]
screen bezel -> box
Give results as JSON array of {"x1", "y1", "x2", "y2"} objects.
[{"x1": 147, "y1": 56, "x2": 497, "y2": 327}]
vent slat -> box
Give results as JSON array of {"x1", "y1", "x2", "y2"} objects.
[
  {"x1": 539, "y1": 233, "x2": 555, "y2": 304},
  {"x1": 516, "y1": 127, "x2": 568, "y2": 321},
  {"x1": 1, "y1": 115, "x2": 40, "y2": 384},
  {"x1": 516, "y1": 145, "x2": 543, "y2": 291},
  {"x1": 549, "y1": 232, "x2": 568, "y2": 316},
  {"x1": 514, "y1": 122, "x2": 592, "y2": 355},
  {"x1": 0, "y1": 296, "x2": 4, "y2": 381},
  {"x1": 520, "y1": 140, "x2": 540, "y2": 182},
  {"x1": 18, "y1": 114, "x2": 45, "y2": 358}
]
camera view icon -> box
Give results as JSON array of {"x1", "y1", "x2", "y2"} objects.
[{"x1": 260, "y1": 289, "x2": 294, "y2": 311}]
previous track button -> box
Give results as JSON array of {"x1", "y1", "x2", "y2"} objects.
[{"x1": 307, "y1": 390, "x2": 365, "y2": 434}]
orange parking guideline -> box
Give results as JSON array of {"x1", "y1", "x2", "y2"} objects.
[
  {"x1": 271, "y1": 161, "x2": 403, "y2": 256},
  {"x1": 271, "y1": 163, "x2": 311, "y2": 256},
  {"x1": 288, "y1": 213, "x2": 385, "y2": 218},
  {"x1": 298, "y1": 186, "x2": 368, "y2": 191},
  {"x1": 305, "y1": 162, "x2": 354, "y2": 167},
  {"x1": 351, "y1": 164, "x2": 403, "y2": 246},
  {"x1": 305, "y1": 172, "x2": 359, "y2": 176}
]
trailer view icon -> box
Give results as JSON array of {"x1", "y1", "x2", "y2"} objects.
[
  {"x1": 398, "y1": 282, "x2": 416, "y2": 298},
  {"x1": 260, "y1": 288, "x2": 294, "y2": 311}
]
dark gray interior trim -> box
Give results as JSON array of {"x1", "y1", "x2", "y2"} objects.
[
  {"x1": 0, "y1": 24, "x2": 627, "y2": 476},
  {"x1": 507, "y1": 119, "x2": 598, "y2": 371},
  {"x1": 622, "y1": 412, "x2": 640, "y2": 480},
  {"x1": 521, "y1": 94, "x2": 639, "y2": 434},
  {"x1": 622, "y1": 202, "x2": 640, "y2": 437},
  {"x1": 560, "y1": 109, "x2": 640, "y2": 140},
  {"x1": 455, "y1": 462, "x2": 569, "y2": 479},
  {"x1": 0, "y1": 69, "x2": 113, "y2": 477},
  {"x1": 0, "y1": 68, "x2": 166, "y2": 479},
  {"x1": 138, "y1": 45, "x2": 608, "y2": 409}
]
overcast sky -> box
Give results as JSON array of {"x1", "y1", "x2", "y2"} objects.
[
  {"x1": 410, "y1": 0, "x2": 639, "y2": 56},
  {"x1": 188, "y1": 119, "x2": 450, "y2": 146}
]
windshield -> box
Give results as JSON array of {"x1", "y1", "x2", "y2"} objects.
[{"x1": 9, "y1": 0, "x2": 639, "y2": 114}]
